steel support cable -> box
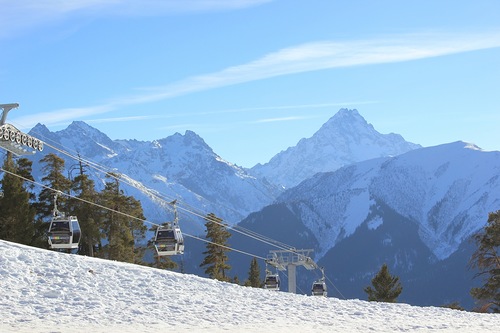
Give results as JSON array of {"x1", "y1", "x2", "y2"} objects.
[
  {"x1": 0, "y1": 167, "x2": 151, "y2": 226},
  {"x1": 39, "y1": 139, "x2": 224, "y2": 218},
  {"x1": 29, "y1": 130, "x2": 258, "y2": 223},
  {"x1": 4, "y1": 139, "x2": 344, "y2": 296},
  {"x1": 324, "y1": 274, "x2": 346, "y2": 299},
  {"x1": 182, "y1": 232, "x2": 266, "y2": 261},
  {"x1": 12, "y1": 132, "x2": 302, "y2": 257},
  {"x1": 0, "y1": 167, "x2": 268, "y2": 262},
  {"x1": 231, "y1": 224, "x2": 294, "y2": 250},
  {"x1": 4, "y1": 148, "x2": 337, "y2": 295},
  {"x1": 26, "y1": 139, "x2": 302, "y2": 255}
]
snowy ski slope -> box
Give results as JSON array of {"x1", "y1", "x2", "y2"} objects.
[{"x1": 1, "y1": 240, "x2": 498, "y2": 333}]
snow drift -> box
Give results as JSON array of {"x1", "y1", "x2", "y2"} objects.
[{"x1": 1, "y1": 240, "x2": 498, "y2": 333}]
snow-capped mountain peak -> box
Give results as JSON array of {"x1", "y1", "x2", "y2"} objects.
[
  {"x1": 250, "y1": 108, "x2": 420, "y2": 188},
  {"x1": 320, "y1": 108, "x2": 373, "y2": 132}
]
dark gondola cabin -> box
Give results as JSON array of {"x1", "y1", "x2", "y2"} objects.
[
  {"x1": 264, "y1": 273, "x2": 280, "y2": 291},
  {"x1": 48, "y1": 216, "x2": 81, "y2": 250},
  {"x1": 311, "y1": 279, "x2": 327, "y2": 297},
  {"x1": 154, "y1": 225, "x2": 184, "y2": 256}
]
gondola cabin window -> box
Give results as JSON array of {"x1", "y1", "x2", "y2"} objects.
[
  {"x1": 157, "y1": 230, "x2": 175, "y2": 242},
  {"x1": 51, "y1": 221, "x2": 70, "y2": 231}
]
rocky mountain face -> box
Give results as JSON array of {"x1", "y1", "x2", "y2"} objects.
[
  {"x1": 28, "y1": 121, "x2": 280, "y2": 235},
  {"x1": 250, "y1": 109, "x2": 421, "y2": 188}
]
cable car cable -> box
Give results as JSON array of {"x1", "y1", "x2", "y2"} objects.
[
  {"x1": 2, "y1": 134, "x2": 316, "y2": 267},
  {"x1": 29, "y1": 138, "x2": 302, "y2": 255},
  {"x1": 0, "y1": 166, "x2": 270, "y2": 263},
  {"x1": 6, "y1": 116, "x2": 347, "y2": 296}
]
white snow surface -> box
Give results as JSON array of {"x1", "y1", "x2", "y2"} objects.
[{"x1": 2, "y1": 240, "x2": 499, "y2": 333}]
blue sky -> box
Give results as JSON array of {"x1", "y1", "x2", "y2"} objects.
[{"x1": 1, "y1": 0, "x2": 499, "y2": 167}]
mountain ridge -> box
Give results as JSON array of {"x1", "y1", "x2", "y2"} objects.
[{"x1": 28, "y1": 123, "x2": 279, "y2": 235}]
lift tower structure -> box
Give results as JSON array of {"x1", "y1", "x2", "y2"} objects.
[
  {"x1": 0, "y1": 103, "x2": 44, "y2": 156},
  {"x1": 266, "y1": 249, "x2": 317, "y2": 294}
]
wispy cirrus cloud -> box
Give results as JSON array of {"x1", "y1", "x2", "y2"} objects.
[
  {"x1": 11, "y1": 31, "x2": 500, "y2": 129},
  {"x1": 108, "y1": 31, "x2": 500, "y2": 106},
  {"x1": 11, "y1": 105, "x2": 115, "y2": 130},
  {"x1": 0, "y1": 0, "x2": 272, "y2": 39}
]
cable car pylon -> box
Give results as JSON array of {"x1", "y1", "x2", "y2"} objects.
[
  {"x1": 266, "y1": 249, "x2": 317, "y2": 294},
  {"x1": 0, "y1": 103, "x2": 44, "y2": 156}
]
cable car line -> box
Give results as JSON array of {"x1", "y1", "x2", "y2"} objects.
[
  {"x1": 29, "y1": 129, "x2": 258, "y2": 226},
  {"x1": 324, "y1": 273, "x2": 346, "y2": 299},
  {"x1": 0, "y1": 166, "x2": 269, "y2": 263},
  {"x1": 231, "y1": 224, "x2": 294, "y2": 250},
  {"x1": 25, "y1": 137, "x2": 302, "y2": 256},
  {"x1": 3, "y1": 131, "x2": 341, "y2": 296},
  {"x1": 3, "y1": 108, "x2": 344, "y2": 296},
  {"x1": 183, "y1": 232, "x2": 266, "y2": 261}
]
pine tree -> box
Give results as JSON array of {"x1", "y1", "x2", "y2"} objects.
[
  {"x1": 17, "y1": 157, "x2": 45, "y2": 248},
  {"x1": 37, "y1": 153, "x2": 71, "y2": 221},
  {"x1": 153, "y1": 255, "x2": 177, "y2": 270},
  {"x1": 244, "y1": 257, "x2": 262, "y2": 287},
  {"x1": 469, "y1": 210, "x2": 500, "y2": 313},
  {"x1": 0, "y1": 153, "x2": 36, "y2": 245},
  {"x1": 69, "y1": 159, "x2": 101, "y2": 256},
  {"x1": 98, "y1": 173, "x2": 146, "y2": 263},
  {"x1": 364, "y1": 263, "x2": 403, "y2": 302},
  {"x1": 200, "y1": 213, "x2": 231, "y2": 282}
]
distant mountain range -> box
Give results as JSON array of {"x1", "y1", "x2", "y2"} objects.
[
  {"x1": 22, "y1": 108, "x2": 499, "y2": 308},
  {"x1": 29, "y1": 122, "x2": 279, "y2": 235}
]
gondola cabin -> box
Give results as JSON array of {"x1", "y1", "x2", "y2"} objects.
[
  {"x1": 154, "y1": 224, "x2": 184, "y2": 256},
  {"x1": 47, "y1": 215, "x2": 81, "y2": 250},
  {"x1": 264, "y1": 273, "x2": 280, "y2": 291},
  {"x1": 311, "y1": 279, "x2": 327, "y2": 297}
]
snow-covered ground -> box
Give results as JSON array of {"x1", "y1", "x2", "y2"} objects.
[{"x1": 1, "y1": 240, "x2": 498, "y2": 333}]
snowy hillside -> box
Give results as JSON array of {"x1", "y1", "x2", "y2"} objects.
[
  {"x1": 28, "y1": 122, "x2": 280, "y2": 234},
  {"x1": 250, "y1": 109, "x2": 420, "y2": 188},
  {"x1": 2, "y1": 240, "x2": 499, "y2": 333}
]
